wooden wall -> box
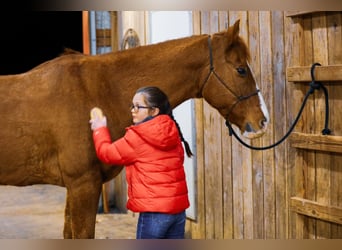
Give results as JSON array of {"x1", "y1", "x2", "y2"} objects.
[
  {"x1": 188, "y1": 10, "x2": 290, "y2": 239},
  {"x1": 286, "y1": 11, "x2": 342, "y2": 239},
  {"x1": 116, "y1": 11, "x2": 342, "y2": 239}
]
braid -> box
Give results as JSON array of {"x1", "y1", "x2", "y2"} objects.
[
  {"x1": 170, "y1": 114, "x2": 193, "y2": 158},
  {"x1": 137, "y1": 86, "x2": 193, "y2": 158}
]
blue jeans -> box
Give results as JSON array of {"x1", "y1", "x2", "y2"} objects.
[{"x1": 136, "y1": 211, "x2": 186, "y2": 239}]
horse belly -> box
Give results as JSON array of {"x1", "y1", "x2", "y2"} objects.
[
  {"x1": 0, "y1": 73, "x2": 75, "y2": 186},
  {"x1": 0, "y1": 120, "x2": 64, "y2": 186}
]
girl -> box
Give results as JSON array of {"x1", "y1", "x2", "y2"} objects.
[{"x1": 89, "y1": 86, "x2": 192, "y2": 239}]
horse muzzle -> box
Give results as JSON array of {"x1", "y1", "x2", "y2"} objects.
[{"x1": 242, "y1": 118, "x2": 268, "y2": 139}]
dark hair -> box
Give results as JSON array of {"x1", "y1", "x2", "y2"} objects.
[{"x1": 136, "y1": 86, "x2": 193, "y2": 158}]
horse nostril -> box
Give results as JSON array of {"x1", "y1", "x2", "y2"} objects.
[
  {"x1": 260, "y1": 118, "x2": 267, "y2": 128},
  {"x1": 245, "y1": 123, "x2": 254, "y2": 133}
]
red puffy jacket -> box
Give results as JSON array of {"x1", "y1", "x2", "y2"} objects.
[{"x1": 92, "y1": 115, "x2": 189, "y2": 214}]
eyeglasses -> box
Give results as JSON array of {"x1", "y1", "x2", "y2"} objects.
[{"x1": 130, "y1": 104, "x2": 152, "y2": 112}]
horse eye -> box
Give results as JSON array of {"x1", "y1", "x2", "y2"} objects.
[{"x1": 236, "y1": 67, "x2": 247, "y2": 76}]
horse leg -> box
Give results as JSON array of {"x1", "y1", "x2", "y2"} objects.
[
  {"x1": 63, "y1": 192, "x2": 73, "y2": 238},
  {"x1": 64, "y1": 178, "x2": 102, "y2": 238}
]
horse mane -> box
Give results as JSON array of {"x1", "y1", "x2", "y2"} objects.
[
  {"x1": 118, "y1": 34, "x2": 205, "y2": 55},
  {"x1": 59, "y1": 47, "x2": 83, "y2": 56},
  {"x1": 26, "y1": 48, "x2": 84, "y2": 73}
]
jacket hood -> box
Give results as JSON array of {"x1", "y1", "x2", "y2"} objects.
[{"x1": 129, "y1": 115, "x2": 180, "y2": 150}]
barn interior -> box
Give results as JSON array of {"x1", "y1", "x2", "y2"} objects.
[{"x1": 0, "y1": 10, "x2": 341, "y2": 240}]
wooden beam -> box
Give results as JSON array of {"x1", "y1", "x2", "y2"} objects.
[
  {"x1": 287, "y1": 65, "x2": 342, "y2": 82},
  {"x1": 82, "y1": 11, "x2": 90, "y2": 55},
  {"x1": 285, "y1": 11, "x2": 323, "y2": 17},
  {"x1": 290, "y1": 132, "x2": 342, "y2": 153},
  {"x1": 290, "y1": 197, "x2": 342, "y2": 225},
  {"x1": 110, "y1": 11, "x2": 119, "y2": 51}
]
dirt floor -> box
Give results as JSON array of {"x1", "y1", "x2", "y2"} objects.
[{"x1": 0, "y1": 184, "x2": 138, "y2": 239}]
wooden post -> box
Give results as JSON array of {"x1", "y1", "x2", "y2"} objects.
[{"x1": 82, "y1": 11, "x2": 90, "y2": 55}]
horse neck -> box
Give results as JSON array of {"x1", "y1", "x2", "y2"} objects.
[{"x1": 111, "y1": 35, "x2": 210, "y2": 107}]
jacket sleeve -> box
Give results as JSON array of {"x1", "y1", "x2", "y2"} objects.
[{"x1": 92, "y1": 127, "x2": 136, "y2": 165}]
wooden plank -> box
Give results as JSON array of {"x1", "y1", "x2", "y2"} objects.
[
  {"x1": 201, "y1": 10, "x2": 224, "y2": 239},
  {"x1": 201, "y1": 11, "x2": 212, "y2": 239},
  {"x1": 327, "y1": 11, "x2": 342, "y2": 238},
  {"x1": 327, "y1": 13, "x2": 342, "y2": 66},
  {"x1": 228, "y1": 11, "x2": 249, "y2": 240},
  {"x1": 290, "y1": 197, "x2": 342, "y2": 225},
  {"x1": 302, "y1": 14, "x2": 317, "y2": 240},
  {"x1": 271, "y1": 10, "x2": 288, "y2": 239},
  {"x1": 82, "y1": 11, "x2": 90, "y2": 55},
  {"x1": 187, "y1": 10, "x2": 206, "y2": 240},
  {"x1": 228, "y1": 11, "x2": 254, "y2": 239},
  {"x1": 238, "y1": 12, "x2": 254, "y2": 240},
  {"x1": 312, "y1": 13, "x2": 331, "y2": 239},
  {"x1": 287, "y1": 65, "x2": 342, "y2": 82},
  {"x1": 248, "y1": 10, "x2": 265, "y2": 240},
  {"x1": 218, "y1": 11, "x2": 228, "y2": 31},
  {"x1": 218, "y1": 10, "x2": 234, "y2": 240},
  {"x1": 285, "y1": 11, "x2": 322, "y2": 17},
  {"x1": 110, "y1": 12, "x2": 119, "y2": 51},
  {"x1": 327, "y1": 13, "x2": 342, "y2": 136},
  {"x1": 259, "y1": 10, "x2": 276, "y2": 239},
  {"x1": 284, "y1": 14, "x2": 306, "y2": 239},
  {"x1": 290, "y1": 132, "x2": 342, "y2": 153},
  {"x1": 209, "y1": 10, "x2": 223, "y2": 239},
  {"x1": 191, "y1": 95, "x2": 205, "y2": 237}
]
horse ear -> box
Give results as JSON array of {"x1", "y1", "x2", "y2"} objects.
[{"x1": 226, "y1": 19, "x2": 240, "y2": 46}]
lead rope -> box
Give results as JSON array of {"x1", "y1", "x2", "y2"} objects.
[{"x1": 225, "y1": 63, "x2": 331, "y2": 150}]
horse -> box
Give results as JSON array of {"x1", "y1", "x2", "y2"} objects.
[{"x1": 0, "y1": 19, "x2": 269, "y2": 238}]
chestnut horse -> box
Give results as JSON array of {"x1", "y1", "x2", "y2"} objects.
[{"x1": 0, "y1": 20, "x2": 269, "y2": 238}]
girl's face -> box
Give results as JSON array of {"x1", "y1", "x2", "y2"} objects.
[{"x1": 131, "y1": 93, "x2": 159, "y2": 124}]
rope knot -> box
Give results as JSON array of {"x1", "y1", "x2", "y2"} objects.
[
  {"x1": 308, "y1": 62, "x2": 322, "y2": 94},
  {"x1": 309, "y1": 81, "x2": 321, "y2": 93},
  {"x1": 322, "y1": 128, "x2": 331, "y2": 135}
]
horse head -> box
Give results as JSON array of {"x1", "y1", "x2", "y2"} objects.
[{"x1": 200, "y1": 20, "x2": 269, "y2": 139}]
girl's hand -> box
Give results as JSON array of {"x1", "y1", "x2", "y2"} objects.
[{"x1": 89, "y1": 107, "x2": 107, "y2": 130}]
